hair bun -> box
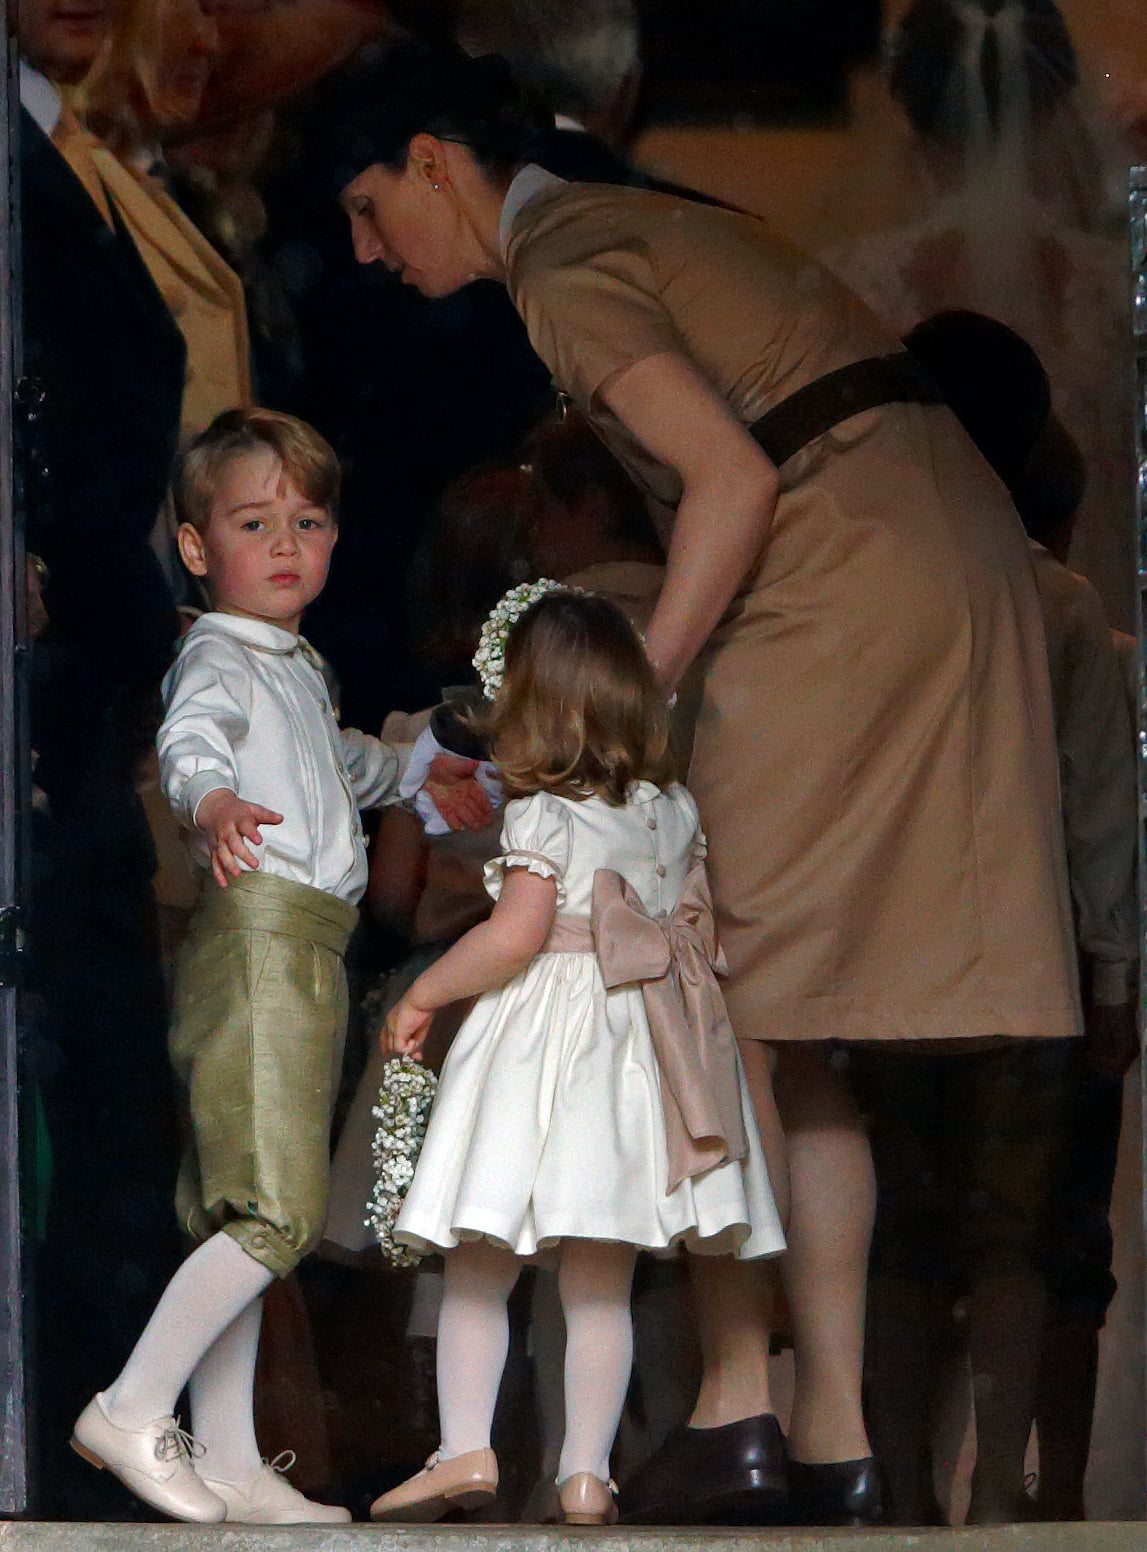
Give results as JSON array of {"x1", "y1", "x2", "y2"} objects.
[
  {"x1": 314, "y1": 36, "x2": 551, "y2": 192},
  {"x1": 890, "y1": 0, "x2": 1078, "y2": 148}
]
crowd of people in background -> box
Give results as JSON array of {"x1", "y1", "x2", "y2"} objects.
[{"x1": 14, "y1": 0, "x2": 1143, "y2": 1528}]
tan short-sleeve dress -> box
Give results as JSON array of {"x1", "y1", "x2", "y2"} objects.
[{"x1": 506, "y1": 181, "x2": 1080, "y2": 1045}]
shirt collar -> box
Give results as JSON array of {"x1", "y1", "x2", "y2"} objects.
[
  {"x1": 189, "y1": 610, "x2": 303, "y2": 656},
  {"x1": 19, "y1": 61, "x2": 62, "y2": 138},
  {"x1": 628, "y1": 780, "x2": 662, "y2": 804},
  {"x1": 498, "y1": 163, "x2": 567, "y2": 257}
]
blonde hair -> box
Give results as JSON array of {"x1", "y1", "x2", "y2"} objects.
[
  {"x1": 79, "y1": 0, "x2": 206, "y2": 153},
  {"x1": 174, "y1": 408, "x2": 341, "y2": 535},
  {"x1": 484, "y1": 591, "x2": 674, "y2": 804}
]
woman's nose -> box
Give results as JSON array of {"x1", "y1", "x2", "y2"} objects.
[{"x1": 350, "y1": 218, "x2": 384, "y2": 266}]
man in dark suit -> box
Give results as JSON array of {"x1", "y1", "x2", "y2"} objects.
[{"x1": 18, "y1": 1, "x2": 188, "y2": 1515}]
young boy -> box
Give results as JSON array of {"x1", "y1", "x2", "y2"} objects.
[{"x1": 71, "y1": 408, "x2": 488, "y2": 1525}]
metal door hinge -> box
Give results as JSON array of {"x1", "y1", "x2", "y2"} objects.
[{"x1": 0, "y1": 905, "x2": 25, "y2": 988}]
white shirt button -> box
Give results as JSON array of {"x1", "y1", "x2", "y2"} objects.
[
  {"x1": 656, "y1": 863, "x2": 666, "y2": 878},
  {"x1": 647, "y1": 816, "x2": 657, "y2": 830}
]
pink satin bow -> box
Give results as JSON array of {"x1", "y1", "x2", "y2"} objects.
[{"x1": 591, "y1": 864, "x2": 748, "y2": 1193}]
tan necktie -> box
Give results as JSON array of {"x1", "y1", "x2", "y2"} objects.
[{"x1": 50, "y1": 105, "x2": 113, "y2": 228}]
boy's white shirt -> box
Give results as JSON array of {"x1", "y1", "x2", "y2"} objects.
[{"x1": 158, "y1": 611, "x2": 409, "y2": 905}]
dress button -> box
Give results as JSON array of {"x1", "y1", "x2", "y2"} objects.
[
  {"x1": 647, "y1": 816, "x2": 657, "y2": 830},
  {"x1": 655, "y1": 864, "x2": 666, "y2": 878}
]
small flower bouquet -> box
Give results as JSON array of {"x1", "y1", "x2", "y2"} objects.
[{"x1": 365, "y1": 1056, "x2": 438, "y2": 1268}]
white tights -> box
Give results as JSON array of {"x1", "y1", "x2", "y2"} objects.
[
  {"x1": 102, "y1": 1231, "x2": 273, "y2": 1485},
  {"x1": 436, "y1": 1238, "x2": 636, "y2": 1485}
]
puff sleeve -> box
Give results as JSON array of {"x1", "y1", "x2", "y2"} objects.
[{"x1": 483, "y1": 794, "x2": 573, "y2": 906}]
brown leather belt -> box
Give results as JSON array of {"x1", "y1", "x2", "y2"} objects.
[{"x1": 747, "y1": 352, "x2": 944, "y2": 468}]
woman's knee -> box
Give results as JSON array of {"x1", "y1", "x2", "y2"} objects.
[{"x1": 773, "y1": 1041, "x2": 863, "y2": 1131}]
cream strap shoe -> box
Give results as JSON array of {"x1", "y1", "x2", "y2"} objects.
[
  {"x1": 370, "y1": 1447, "x2": 498, "y2": 1522},
  {"x1": 559, "y1": 1472, "x2": 620, "y2": 1525},
  {"x1": 71, "y1": 1393, "x2": 226, "y2": 1523},
  {"x1": 201, "y1": 1450, "x2": 352, "y2": 1524}
]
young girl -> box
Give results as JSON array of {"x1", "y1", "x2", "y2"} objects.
[{"x1": 372, "y1": 585, "x2": 784, "y2": 1527}]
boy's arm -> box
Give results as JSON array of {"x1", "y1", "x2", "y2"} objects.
[
  {"x1": 160, "y1": 646, "x2": 283, "y2": 886},
  {"x1": 341, "y1": 727, "x2": 407, "y2": 811},
  {"x1": 158, "y1": 645, "x2": 253, "y2": 827},
  {"x1": 343, "y1": 726, "x2": 494, "y2": 831}
]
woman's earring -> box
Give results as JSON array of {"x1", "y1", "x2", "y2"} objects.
[{"x1": 431, "y1": 181, "x2": 442, "y2": 192}]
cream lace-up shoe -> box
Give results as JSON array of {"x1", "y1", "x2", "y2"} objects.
[
  {"x1": 201, "y1": 1452, "x2": 352, "y2": 1524},
  {"x1": 71, "y1": 1393, "x2": 226, "y2": 1523}
]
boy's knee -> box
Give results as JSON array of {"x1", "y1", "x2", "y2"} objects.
[{"x1": 222, "y1": 1201, "x2": 327, "y2": 1277}]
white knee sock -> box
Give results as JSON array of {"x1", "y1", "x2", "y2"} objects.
[
  {"x1": 103, "y1": 1232, "x2": 274, "y2": 1431},
  {"x1": 188, "y1": 1296, "x2": 265, "y2": 1485},
  {"x1": 435, "y1": 1240, "x2": 520, "y2": 1460},
  {"x1": 556, "y1": 1241, "x2": 636, "y2": 1485}
]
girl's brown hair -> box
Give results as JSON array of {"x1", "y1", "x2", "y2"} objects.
[{"x1": 485, "y1": 591, "x2": 675, "y2": 804}]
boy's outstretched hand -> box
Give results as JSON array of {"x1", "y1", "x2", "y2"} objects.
[
  {"x1": 195, "y1": 787, "x2": 283, "y2": 888},
  {"x1": 424, "y1": 753, "x2": 494, "y2": 831},
  {"x1": 382, "y1": 993, "x2": 433, "y2": 1059}
]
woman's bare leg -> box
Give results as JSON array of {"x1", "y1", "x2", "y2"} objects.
[
  {"x1": 688, "y1": 1040, "x2": 786, "y2": 1427},
  {"x1": 773, "y1": 1043, "x2": 873, "y2": 1464},
  {"x1": 615, "y1": 1040, "x2": 787, "y2": 1525}
]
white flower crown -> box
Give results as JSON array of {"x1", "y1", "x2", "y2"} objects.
[{"x1": 472, "y1": 578, "x2": 568, "y2": 700}]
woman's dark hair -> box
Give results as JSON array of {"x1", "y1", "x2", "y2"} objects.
[
  {"x1": 903, "y1": 309, "x2": 1086, "y2": 544},
  {"x1": 889, "y1": 0, "x2": 1078, "y2": 150},
  {"x1": 523, "y1": 413, "x2": 662, "y2": 559},
  {"x1": 903, "y1": 309, "x2": 1050, "y2": 487},
  {"x1": 318, "y1": 36, "x2": 552, "y2": 193}
]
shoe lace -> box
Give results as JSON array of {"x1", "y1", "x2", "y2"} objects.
[
  {"x1": 154, "y1": 1419, "x2": 203, "y2": 1465},
  {"x1": 268, "y1": 1450, "x2": 298, "y2": 1477}
]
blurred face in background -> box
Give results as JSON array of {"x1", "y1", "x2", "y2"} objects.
[
  {"x1": 79, "y1": 0, "x2": 221, "y2": 149},
  {"x1": 17, "y1": 0, "x2": 123, "y2": 84},
  {"x1": 154, "y1": 0, "x2": 220, "y2": 129}
]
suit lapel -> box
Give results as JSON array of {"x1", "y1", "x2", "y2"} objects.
[{"x1": 21, "y1": 109, "x2": 187, "y2": 366}]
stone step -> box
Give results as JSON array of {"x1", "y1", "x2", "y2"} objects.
[{"x1": 0, "y1": 1524, "x2": 1144, "y2": 1552}]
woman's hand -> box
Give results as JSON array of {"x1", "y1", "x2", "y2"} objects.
[
  {"x1": 382, "y1": 993, "x2": 433, "y2": 1058},
  {"x1": 423, "y1": 752, "x2": 495, "y2": 831}
]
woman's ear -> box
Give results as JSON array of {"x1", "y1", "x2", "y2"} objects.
[
  {"x1": 408, "y1": 131, "x2": 448, "y2": 189},
  {"x1": 177, "y1": 521, "x2": 209, "y2": 577}
]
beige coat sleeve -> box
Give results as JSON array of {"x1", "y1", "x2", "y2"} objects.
[{"x1": 1044, "y1": 563, "x2": 1138, "y2": 1004}]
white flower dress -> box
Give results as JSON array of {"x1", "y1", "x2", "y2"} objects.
[{"x1": 395, "y1": 781, "x2": 784, "y2": 1260}]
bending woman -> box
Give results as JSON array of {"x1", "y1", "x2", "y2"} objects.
[{"x1": 320, "y1": 39, "x2": 1080, "y2": 1528}]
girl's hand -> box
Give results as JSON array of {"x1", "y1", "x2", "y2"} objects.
[
  {"x1": 195, "y1": 787, "x2": 283, "y2": 888},
  {"x1": 382, "y1": 995, "x2": 433, "y2": 1058}
]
